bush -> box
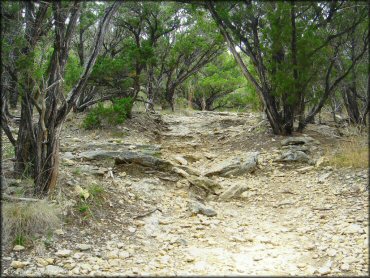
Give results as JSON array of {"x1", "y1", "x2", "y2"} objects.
[
  {"x1": 83, "y1": 97, "x2": 133, "y2": 129},
  {"x1": 2, "y1": 200, "x2": 61, "y2": 247},
  {"x1": 215, "y1": 88, "x2": 262, "y2": 112}
]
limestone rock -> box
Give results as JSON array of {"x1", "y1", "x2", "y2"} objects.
[
  {"x1": 62, "y1": 158, "x2": 75, "y2": 166},
  {"x1": 13, "y1": 245, "x2": 25, "y2": 251},
  {"x1": 219, "y1": 184, "x2": 250, "y2": 200},
  {"x1": 76, "y1": 244, "x2": 91, "y2": 251},
  {"x1": 175, "y1": 165, "x2": 202, "y2": 176},
  {"x1": 44, "y1": 265, "x2": 65, "y2": 276},
  {"x1": 172, "y1": 167, "x2": 190, "y2": 178},
  {"x1": 343, "y1": 224, "x2": 364, "y2": 234},
  {"x1": 279, "y1": 150, "x2": 310, "y2": 163},
  {"x1": 318, "y1": 172, "x2": 332, "y2": 183},
  {"x1": 204, "y1": 152, "x2": 259, "y2": 177},
  {"x1": 281, "y1": 136, "x2": 317, "y2": 146},
  {"x1": 187, "y1": 175, "x2": 222, "y2": 194},
  {"x1": 173, "y1": 155, "x2": 188, "y2": 166},
  {"x1": 11, "y1": 261, "x2": 28, "y2": 269},
  {"x1": 189, "y1": 201, "x2": 217, "y2": 217},
  {"x1": 54, "y1": 229, "x2": 64, "y2": 235},
  {"x1": 340, "y1": 263, "x2": 350, "y2": 271},
  {"x1": 55, "y1": 249, "x2": 72, "y2": 257},
  {"x1": 79, "y1": 150, "x2": 171, "y2": 170}
]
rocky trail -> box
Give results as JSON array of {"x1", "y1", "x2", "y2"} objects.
[{"x1": 3, "y1": 111, "x2": 368, "y2": 276}]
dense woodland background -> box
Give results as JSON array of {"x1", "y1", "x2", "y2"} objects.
[{"x1": 1, "y1": 1, "x2": 369, "y2": 194}]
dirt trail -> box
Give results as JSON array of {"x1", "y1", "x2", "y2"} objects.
[{"x1": 3, "y1": 111, "x2": 368, "y2": 276}]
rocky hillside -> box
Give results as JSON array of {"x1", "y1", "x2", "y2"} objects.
[{"x1": 2, "y1": 111, "x2": 368, "y2": 276}]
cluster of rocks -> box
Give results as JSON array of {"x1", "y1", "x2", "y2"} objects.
[{"x1": 277, "y1": 136, "x2": 320, "y2": 164}]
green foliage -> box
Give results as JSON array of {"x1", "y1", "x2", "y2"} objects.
[
  {"x1": 75, "y1": 184, "x2": 105, "y2": 223},
  {"x1": 64, "y1": 52, "x2": 83, "y2": 92},
  {"x1": 189, "y1": 53, "x2": 248, "y2": 110},
  {"x1": 83, "y1": 97, "x2": 134, "y2": 129},
  {"x1": 88, "y1": 183, "x2": 105, "y2": 199},
  {"x1": 72, "y1": 168, "x2": 82, "y2": 176},
  {"x1": 78, "y1": 203, "x2": 90, "y2": 214},
  {"x1": 3, "y1": 143, "x2": 15, "y2": 159},
  {"x1": 216, "y1": 87, "x2": 262, "y2": 112}
]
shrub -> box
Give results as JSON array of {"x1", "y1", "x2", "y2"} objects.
[
  {"x1": 112, "y1": 97, "x2": 133, "y2": 120},
  {"x1": 83, "y1": 97, "x2": 133, "y2": 129},
  {"x1": 215, "y1": 88, "x2": 262, "y2": 112},
  {"x1": 2, "y1": 200, "x2": 61, "y2": 247}
]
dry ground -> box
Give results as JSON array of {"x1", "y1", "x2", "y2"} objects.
[{"x1": 1, "y1": 109, "x2": 369, "y2": 276}]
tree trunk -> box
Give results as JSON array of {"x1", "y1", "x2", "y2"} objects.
[
  {"x1": 342, "y1": 86, "x2": 361, "y2": 124},
  {"x1": 14, "y1": 1, "x2": 120, "y2": 195},
  {"x1": 207, "y1": 2, "x2": 284, "y2": 135},
  {"x1": 342, "y1": 29, "x2": 361, "y2": 124},
  {"x1": 15, "y1": 99, "x2": 34, "y2": 176},
  {"x1": 201, "y1": 95, "x2": 206, "y2": 111}
]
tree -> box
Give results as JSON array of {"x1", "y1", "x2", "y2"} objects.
[
  {"x1": 160, "y1": 7, "x2": 224, "y2": 110},
  {"x1": 189, "y1": 53, "x2": 245, "y2": 111},
  {"x1": 1, "y1": 1, "x2": 120, "y2": 195},
  {"x1": 206, "y1": 1, "x2": 368, "y2": 134}
]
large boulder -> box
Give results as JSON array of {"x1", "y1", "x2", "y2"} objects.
[
  {"x1": 204, "y1": 152, "x2": 259, "y2": 177},
  {"x1": 79, "y1": 150, "x2": 171, "y2": 169}
]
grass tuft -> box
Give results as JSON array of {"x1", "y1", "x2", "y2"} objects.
[
  {"x1": 2, "y1": 200, "x2": 61, "y2": 247},
  {"x1": 326, "y1": 137, "x2": 368, "y2": 169}
]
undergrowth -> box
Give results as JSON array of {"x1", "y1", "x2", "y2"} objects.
[
  {"x1": 83, "y1": 97, "x2": 133, "y2": 129},
  {"x1": 2, "y1": 200, "x2": 61, "y2": 247},
  {"x1": 75, "y1": 183, "x2": 106, "y2": 223},
  {"x1": 325, "y1": 137, "x2": 368, "y2": 169}
]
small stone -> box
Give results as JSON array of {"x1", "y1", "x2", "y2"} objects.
[
  {"x1": 116, "y1": 242, "x2": 124, "y2": 249},
  {"x1": 340, "y1": 263, "x2": 350, "y2": 271},
  {"x1": 305, "y1": 243, "x2": 315, "y2": 251},
  {"x1": 189, "y1": 201, "x2": 217, "y2": 217},
  {"x1": 344, "y1": 224, "x2": 364, "y2": 234},
  {"x1": 119, "y1": 251, "x2": 131, "y2": 259},
  {"x1": 76, "y1": 244, "x2": 91, "y2": 251},
  {"x1": 63, "y1": 158, "x2": 75, "y2": 166},
  {"x1": 231, "y1": 235, "x2": 247, "y2": 242},
  {"x1": 256, "y1": 236, "x2": 272, "y2": 244},
  {"x1": 327, "y1": 249, "x2": 337, "y2": 257},
  {"x1": 54, "y1": 229, "x2": 64, "y2": 235},
  {"x1": 11, "y1": 261, "x2": 28, "y2": 269},
  {"x1": 73, "y1": 252, "x2": 84, "y2": 259},
  {"x1": 128, "y1": 227, "x2": 136, "y2": 233},
  {"x1": 36, "y1": 258, "x2": 49, "y2": 266},
  {"x1": 297, "y1": 263, "x2": 306, "y2": 269},
  {"x1": 13, "y1": 245, "x2": 25, "y2": 251},
  {"x1": 253, "y1": 255, "x2": 263, "y2": 261},
  {"x1": 80, "y1": 263, "x2": 92, "y2": 271},
  {"x1": 55, "y1": 249, "x2": 72, "y2": 257},
  {"x1": 45, "y1": 258, "x2": 55, "y2": 264},
  {"x1": 185, "y1": 255, "x2": 195, "y2": 263},
  {"x1": 44, "y1": 265, "x2": 65, "y2": 276},
  {"x1": 318, "y1": 172, "x2": 332, "y2": 183},
  {"x1": 318, "y1": 266, "x2": 331, "y2": 275},
  {"x1": 105, "y1": 250, "x2": 119, "y2": 259},
  {"x1": 64, "y1": 263, "x2": 76, "y2": 270},
  {"x1": 173, "y1": 155, "x2": 188, "y2": 166}
]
